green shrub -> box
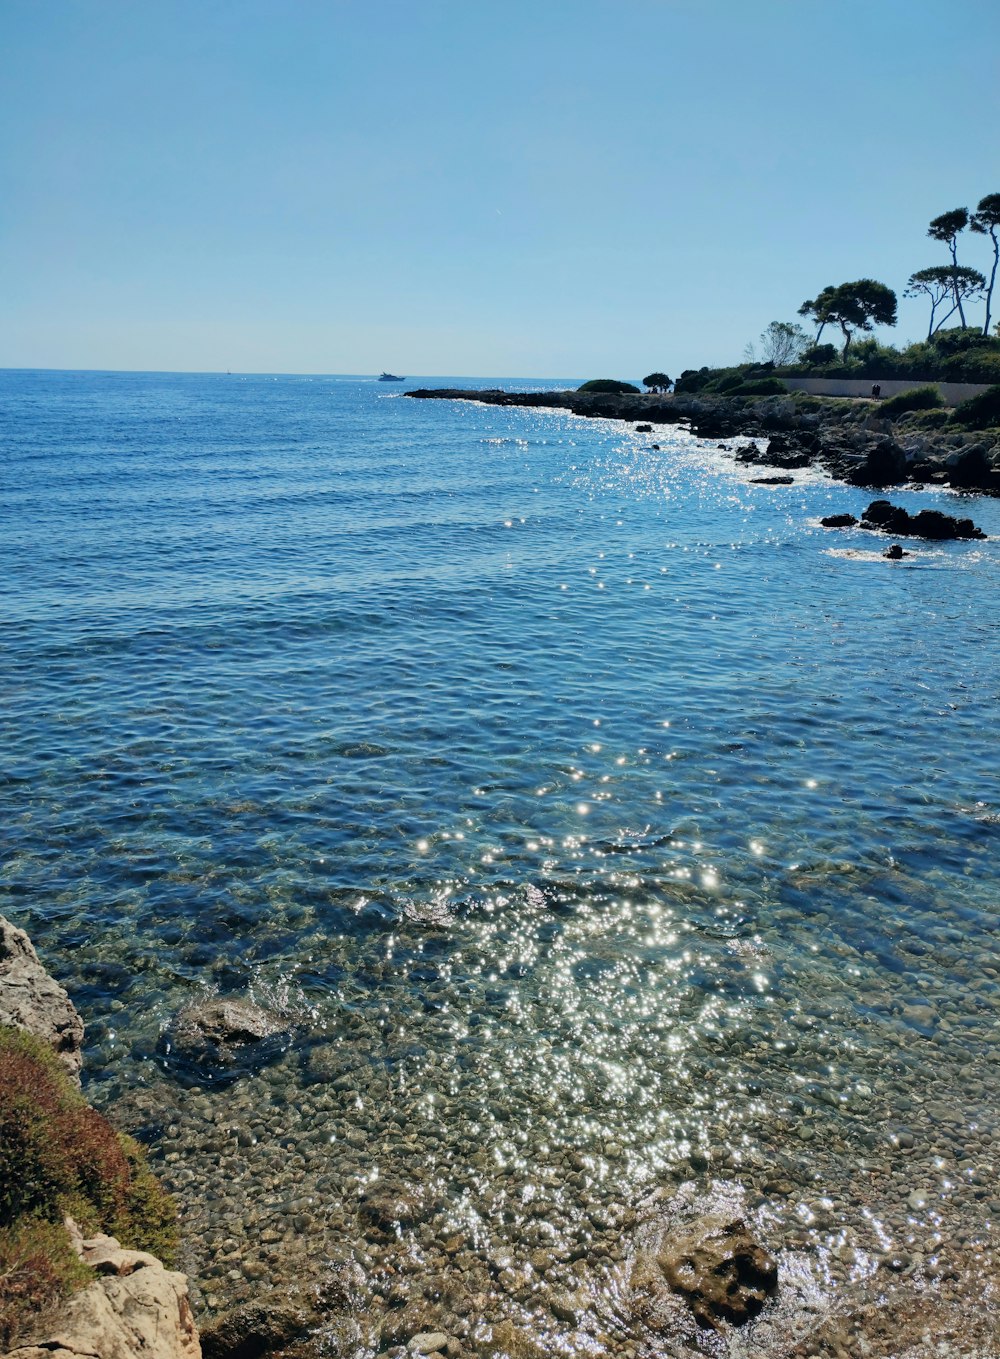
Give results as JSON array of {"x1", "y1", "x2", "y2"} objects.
[
  {"x1": 0, "y1": 1027, "x2": 177, "y2": 1345},
  {"x1": 734, "y1": 377, "x2": 787, "y2": 395},
  {"x1": 674, "y1": 367, "x2": 714, "y2": 393},
  {"x1": 952, "y1": 384, "x2": 1000, "y2": 428},
  {"x1": 902, "y1": 408, "x2": 951, "y2": 429},
  {"x1": 576, "y1": 378, "x2": 641, "y2": 394},
  {"x1": 880, "y1": 385, "x2": 944, "y2": 416}
]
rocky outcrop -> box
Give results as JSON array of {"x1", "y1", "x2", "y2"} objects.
[
  {"x1": 1, "y1": 924, "x2": 200, "y2": 1359},
  {"x1": 858, "y1": 500, "x2": 986, "y2": 540},
  {"x1": 6, "y1": 1226, "x2": 200, "y2": 1359},
  {"x1": 628, "y1": 1186, "x2": 779, "y2": 1336},
  {"x1": 0, "y1": 916, "x2": 84, "y2": 1082}
]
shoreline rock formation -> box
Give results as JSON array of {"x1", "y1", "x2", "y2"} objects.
[
  {"x1": 6, "y1": 1224, "x2": 200, "y2": 1359},
  {"x1": 0, "y1": 917, "x2": 84, "y2": 1084},
  {"x1": 406, "y1": 388, "x2": 1000, "y2": 495},
  {"x1": 821, "y1": 500, "x2": 986, "y2": 539}
]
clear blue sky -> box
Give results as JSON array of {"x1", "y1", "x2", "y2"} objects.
[{"x1": 2, "y1": 0, "x2": 998, "y2": 377}]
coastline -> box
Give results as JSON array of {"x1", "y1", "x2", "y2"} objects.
[{"x1": 406, "y1": 387, "x2": 1000, "y2": 497}]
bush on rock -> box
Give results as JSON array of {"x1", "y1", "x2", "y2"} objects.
[
  {"x1": 880, "y1": 385, "x2": 944, "y2": 416},
  {"x1": 0, "y1": 1026, "x2": 177, "y2": 1345},
  {"x1": 952, "y1": 384, "x2": 1000, "y2": 429}
]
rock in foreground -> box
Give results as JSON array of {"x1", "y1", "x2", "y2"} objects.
[
  {"x1": 0, "y1": 916, "x2": 84, "y2": 1083},
  {"x1": 163, "y1": 998, "x2": 288, "y2": 1084},
  {"x1": 6, "y1": 1228, "x2": 200, "y2": 1359},
  {"x1": 657, "y1": 1213, "x2": 778, "y2": 1328}
]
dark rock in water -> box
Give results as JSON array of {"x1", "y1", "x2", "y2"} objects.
[
  {"x1": 750, "y1": 476, "x2": 794, "y2": 485},
  {"x1": 884, "y1": 544, "x2": 909, "y2": 559},
  {"x1": 821, "y1": 513, "x2": 858, "y2": 528},
  {"x1": 635, "y1": 423, "x2": 653, "y2": 432},
  {"x1": 201, "y1": 1290, "x2": 318, "y2": 1359},
  {"x1": 859, "y1": 500, "x2": 986, "y2": 540},
  {"x1": 162, "y1": 998, "x2": 287, "y2": 1084},
  {"x1": 762, "y1": 433, "x2": 815, "y2": 468},
  {"x1": 650, "y1": 444, "x2": 661, "y2": 450},
  {"x1": 359, "y1": 1182, "x2": 429, "y2": 1233},
  {"x1": 332, "y1": 740, "x2": 389, "y2": 758},
  {"x1": 657, "y1": 1214, "x2": 778, "y2": 1328},
  {"x1": 0, "y1": 914, "x2": 84, "y2": 1083}
]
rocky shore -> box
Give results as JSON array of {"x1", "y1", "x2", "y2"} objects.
[{"x1": 406, "y1": 388, "x2": 1000, "y2": 496}]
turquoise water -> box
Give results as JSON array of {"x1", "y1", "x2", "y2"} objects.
[{"x1": 3, "y1": 369, "x2": 1000, "y2": 1350}]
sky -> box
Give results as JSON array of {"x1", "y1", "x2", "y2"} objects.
[{"x1": 2, "y1": 0, "x2": 999, "y2": 377}]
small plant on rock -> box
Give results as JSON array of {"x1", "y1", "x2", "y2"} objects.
[
  {"x1": 880, "y1": 386, "x2": 945, "y2": 416},
  {"x1": 0, "y1": 1026, "x2": 177, "y2": 1345}
]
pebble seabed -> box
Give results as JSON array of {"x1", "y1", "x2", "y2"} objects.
[{"x1": 90, "y1": 856, "x2": 1000, "y2": 1359}]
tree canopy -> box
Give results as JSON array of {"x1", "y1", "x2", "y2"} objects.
[
  {"x1": 800, "y1": 280, "x2": 897, "y2": 358},
  {"x1": 798, "y1": 286, "x2": 839, "y2": 345},
  {"x1": 576, "y1": 379, "x2": 641, "y2": 394},
  {"x1": 905, "y1": 265, "x2": 986, "y2": 340},
  {"x1": 928, "y1": 207, "x2": 971, "y2": 327},
  {"x1": 752, "y1": 321, "x2": 808, "y2": 365},
  {"x1": 642, "y1": 372, "x2": 671, "y2": 392},
  {"x1": 971, "y1": 193, "x2": 1000, "y2": 336}
]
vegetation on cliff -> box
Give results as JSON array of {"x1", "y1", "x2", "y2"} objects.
[{"x1": 0, "y1": 1025, "x2": 177, "y2": 1346}]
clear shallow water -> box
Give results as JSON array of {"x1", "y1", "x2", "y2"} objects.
[{"x1": 2, "y1": 370, "x2": 1000, "y2": 1354}]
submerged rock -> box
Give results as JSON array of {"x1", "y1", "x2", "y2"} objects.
[
  {"x1": 162, "y1": 998, "x2": 287, "y2": 1083},
  {"x1": 0, "y1": 915, "x2": 84, "y2": 1082},
  {"x1": 200, "y1": 1290, "x2": 318, "y2": 1359},
  {"x1": 656, "y1": 1213, "x2": 778, "y2": 1328}
]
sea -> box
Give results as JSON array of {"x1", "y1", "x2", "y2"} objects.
[{"x1": 2, "y1": 368, "x2": 1000, "y2": 1355}]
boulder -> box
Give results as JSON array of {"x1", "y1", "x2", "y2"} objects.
[
  {"x1": 657, "y1": 1214, "x2": 777, "y2": 1328},
  {"x1": 820, "y1": 513, "x2": 858, "y2": 528},
  {"x1": 0, "y1": 915, "x2": 84, "y2": 1083},
  {"x1": 859, "y1": 500, "x2": 986, "y2": 540},
  {"x1": 358, "y1": 1181, "x2": 430, "y2": 1233},
  {"x1": 845, "y1": 437, "x2": 907, "y2": 488},
  {"x1": 7, "y1": 1229, "x2": 199, "y2": 1359},
  {"x1": 200, "y1": 1291, "x2": 318, "y2": 1359},
  {"x1": 161, "y1": 998, "x2": 287, "y2": 1084},
  {"x1": 947, "y1": 443, "x2": 993, "y2": 489},
  {"x1": 761, "y1": 433, "x2": 814, "y2": 469},
  {"x1": 749, "y1": 476, "x2": 794, "y2": 485}
]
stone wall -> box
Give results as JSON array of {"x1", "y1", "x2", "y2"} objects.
[{"x1": 780, "y1": 377, "x2": 989, "y2": 405}]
